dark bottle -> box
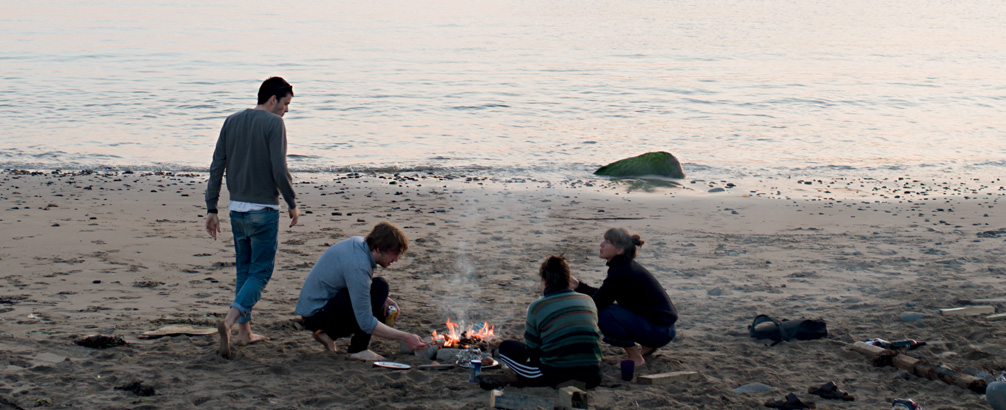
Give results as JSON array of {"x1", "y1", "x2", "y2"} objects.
[{"x1": 889, "y1": 339, "x2": 926, "y2": 350}]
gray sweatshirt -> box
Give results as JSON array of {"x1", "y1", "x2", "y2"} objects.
[
  {"x1": 205, "y1": 108, "x2": 296, "y2": 212},
  {"x1": 295, "y1": 237, "x2": 380, "y2": 334}
]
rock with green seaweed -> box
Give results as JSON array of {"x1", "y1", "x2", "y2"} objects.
[{"x1": 594, "y1": 151, "x2": 685, "y2": 179}]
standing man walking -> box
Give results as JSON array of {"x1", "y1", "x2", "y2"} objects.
[{"x1": 205, "y1": 76, "x2": 299, "y2": 359}]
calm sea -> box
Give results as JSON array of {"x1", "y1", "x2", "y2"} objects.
[{"x1": 2, "y1": 0, "x2": 1004, "y2": 183}]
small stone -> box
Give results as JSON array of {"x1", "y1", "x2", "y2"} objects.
[
  {"x1": 732, "y1": 383, "x2": 773, "y2": 394},
  {"x1": 75, "y1": 334, "x2": 126, "y2": 349},
  {"x1": 115, "y1": 381, "x2": 155, "y2": 396},
  {"x1": 708, "y1": 187, "x2": 725, "y2": 193},
  {"x1": 901, "y1": 312, "x2": 925, "y2": 322},
  {"x1": 987, "y1": 381, "x2": 1006, "y2": 410},
  {"x1": 436, "y1": 348, "x2": 460, "y2": 363},
  {"x1": 963, "y1": 367, "x2": 994, "y2": 383},
  {"x1": 420, "y1": 346, "x2": 440, "y2": 361}
]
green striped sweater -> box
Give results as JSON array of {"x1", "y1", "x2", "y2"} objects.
[{"x1": 525, "y1": 289, "x2": 602, "y2": 369}]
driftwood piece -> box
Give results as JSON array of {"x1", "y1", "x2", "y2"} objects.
[
  {"x1": 491, "y1": 391, "x2": 553, "y2": 410},
  {"x1": 958, "y1": 298, "x2": 1006, "y2": 305},
  {"x1": 849, "y1": 342, "x2": 987, "y2": 394},
  {"x1": 558, "y1": 386, "x2": 589, "y2": 410},
  {"x1": 637, "y1": 371, "x2": 703, "y2": 385},
  {"x1": 938, "y1": 306, "x2": 995, "y2": 316}
]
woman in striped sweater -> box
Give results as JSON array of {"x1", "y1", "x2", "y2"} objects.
[{"x1": 482, "y1": 255, "x2": 602, "y2": 389}]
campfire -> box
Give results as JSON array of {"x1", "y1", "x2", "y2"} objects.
[
  {"x1": 420, "y1": 318, "x2": 499, "y2": 367},
  {"x1": 430, "y1": 318, "x2": 496, "y2": 350}
]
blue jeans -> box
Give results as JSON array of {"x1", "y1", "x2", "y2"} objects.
[
  {"x1": 598, "y1": 304, "x2": 675, "y2": 348},
  {"x1": 229, "y1": 209, "x2": 279, "y2": 324}
]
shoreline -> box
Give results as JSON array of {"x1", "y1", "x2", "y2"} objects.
[{"x1": 1, "y1": 169, "x2": 1004, "y2": 408}]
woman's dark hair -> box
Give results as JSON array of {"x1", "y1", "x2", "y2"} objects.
[
  {"x1": 539, "y1": 255, "x2": 571, "y2": 289},
  {"x1": 257, "y1": 76, "x2": 294, "y2": 105},
  {"x1": 604, "y1": 227, "x2": 645, "y2": 259}
]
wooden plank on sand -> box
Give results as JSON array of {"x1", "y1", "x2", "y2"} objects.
[
  {"x1": 938, "y1": 305, "x2": 995, "y2": 316},
  {"x1": 967, "y1": 298, "x2": 1006, "y2": 304},
  {"x1": 849, "y1": 341, "x2": 986, "y2": 394},
  {"x1": 491, "y1": 391, "x2": 553, "y2": 410},
  {"x1": 637, "y1": 371, "x2": 703, "y2": 385},
  {"x1": 558, "y1": 386, "x2": 589, "y2": 410}
]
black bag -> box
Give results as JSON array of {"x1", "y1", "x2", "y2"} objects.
[{"x1": 749, "y1": 314, "x2": 827, "y2": 346}]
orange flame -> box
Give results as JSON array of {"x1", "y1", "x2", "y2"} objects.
[{"x1": 430, "y1": 318, "x2": 495, "y2": 348}]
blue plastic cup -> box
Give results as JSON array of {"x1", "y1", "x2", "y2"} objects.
[{"x1": 469, "y1": 359, "x2": 482, "y2": 383}]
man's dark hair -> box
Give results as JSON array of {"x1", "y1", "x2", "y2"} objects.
[
  {"x1": 257, "y1": 76, "x2": 294, "y2": 105},
  {"x1": 365, "y1": 221, "x2": 409, "y2": 256}
]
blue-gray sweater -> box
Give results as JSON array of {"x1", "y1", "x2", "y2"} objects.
[{"x1": 295, "y1": 237, "x2": 379, "y2": 334}]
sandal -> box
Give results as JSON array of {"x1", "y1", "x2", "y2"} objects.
[
  {"x1": 764, "y1": 393, "x2": 816, "y2": 409},
  {"x1": 807, "y1": 381, "x2": 855, "y2": 401}
]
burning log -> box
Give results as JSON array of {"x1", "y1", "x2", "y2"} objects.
[
  {"x1": 849, "y1": 341, "x2": 987, "y2": 394},
  {"x1": 430, "y1": 318, "x2": 497, "y2": 352}
]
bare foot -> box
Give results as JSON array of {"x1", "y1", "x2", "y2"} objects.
[
  {"x1": 234, "y1": 333, "x2": 267, "y2": 346},
  {"x1": 313, "y1": 331, "x2": 337, "y2": 352},
  {"x1": 347, "y1": 350, "x2": 386, "y2": 362},
  {"x1": 640, "y1": 346, "x2": 658, "y2": 356},
  {"x1": 217, "y1": 320, "x2": 232, "y2": 359},
  {"x1": 624, "y1": 346, "x2": 645, "y2": 367}
]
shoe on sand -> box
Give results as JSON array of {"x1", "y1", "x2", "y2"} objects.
[
  {"x1": 764, "y1": 392, "x2": 816, "y2": 409},
  {"x1": 807, "y1": 381, "x2": 855, "y2": 401}
]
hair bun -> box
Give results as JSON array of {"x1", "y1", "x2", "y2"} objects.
[
  {"x1": 631, "y1": 234, "x2": 645, "y2": 247},
  {"x1": 546, "y1": 256, "x2": 564, "y2": 268}
]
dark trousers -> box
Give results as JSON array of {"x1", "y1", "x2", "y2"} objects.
[
  {"x1": 302, "y1": 277, "x2": 389, "y2": 353},
  {"x1": 597, "y1": 304, "x2": 675, "y2": 348},
  {"x1": 498, "y1": 340, "x2": 601, "y2": 389}
]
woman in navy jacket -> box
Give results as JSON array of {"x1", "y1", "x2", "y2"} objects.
[{"x1": 572, "y1": 228, "x2": 677, "y2": 367}]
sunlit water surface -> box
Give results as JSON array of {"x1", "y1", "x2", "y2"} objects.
[{"x1": 2, "y1": 0, "x2": 1003, "y2": 185}]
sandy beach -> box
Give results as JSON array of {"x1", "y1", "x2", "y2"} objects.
[{"x1": 1, "y1": 169, "x2": 1004, "y2": 409}]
